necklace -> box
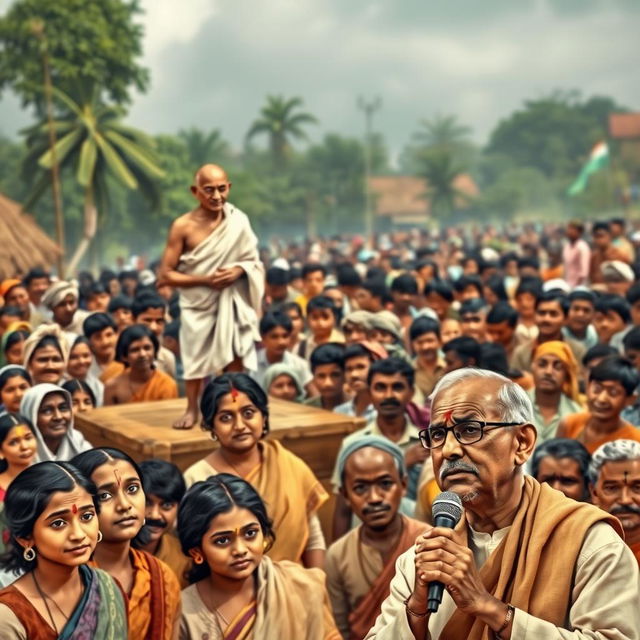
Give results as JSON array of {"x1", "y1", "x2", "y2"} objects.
[{"x1": 32, "y1": 572, "x2": 71, "y2": 634}]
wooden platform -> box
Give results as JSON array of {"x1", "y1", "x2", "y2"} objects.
[{"x1": 75, "y1": 398, "x2": 365, "y2": 542}]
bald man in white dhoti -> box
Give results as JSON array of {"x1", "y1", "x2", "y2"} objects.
[{"x1": 159, "y1": 164, "x2": 264, "y2": 428}]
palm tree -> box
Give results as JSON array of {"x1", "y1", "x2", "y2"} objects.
[
  {"x1": 419, "y1": 149, "x2": 472, "y2": 220},
  {"x1": 246, "y1": 95, "x2": 317, "y2": 167},
  {"x1": 178, "y1": 127, "x2": 230, "y2": 167},
  {"x1": 22, "y1": 82, "x2": 164, "y2": 273},
  {"x1": 413, "y1": 114, "x2": 472, "y2": 149}
]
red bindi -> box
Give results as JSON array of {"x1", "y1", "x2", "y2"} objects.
[
  {"x1": 230, "y1": 386, "x2": 239, "y2": 402},
  {"x1": 444, "y1": 409, "x2": 454, "y2": 423},
  {"x1": 72, "y1": 504, "x2": 78, "y2": 515}
]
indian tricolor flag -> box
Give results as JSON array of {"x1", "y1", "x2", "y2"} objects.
[{"x1": 567, "y1": 141, "x2": 610, "y2": 196}]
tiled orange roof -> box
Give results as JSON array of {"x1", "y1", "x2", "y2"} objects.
[{"x1": 609, "y1": 113, "x2": 640, "y2": 139}]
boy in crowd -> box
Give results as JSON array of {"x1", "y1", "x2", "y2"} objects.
[
  {"x1": 132, "y1": 293, "x2": 177, "y2": 378},
  {"x1": 409, "y1": 316, "x2": 444, "y2": 402},
  {"x1": 137, "y1": 459, "x2": 190, "y2": 587},
  {"x1": 107, "y1": 295, "x2": 134, "y2": 332},
  {"x1": 563, "y1": 289, "x2": 598, "y2": 351},
  {"x1": 281, "y1": 301, "x2": 306, "y2": 353},
  {"x1": 423, "y1": 280, "x2": 454, "y2": 322},
  {"x1": 486, "y1": 301, "x2": 519, "y2": 363},
  {"x1": 557, "y1": 356, "x2": 640, "y2": 451},
  {"x1": 442, "y1": 335, "x2": 481, "y2": 373},
  {"x1": 295, "y1": 263, "x2": 326, "y2": 315},
  {"x1": 390, "y1": 273, "x2": 418, "y2": 329},
  {"x1": 297, "y1": 295, "x2": 344, "y2": 360},
  {"x1": 459, "y1": 297, "x2": 489, "y2": 343},
  {"x1": 304, "y1": 343, "x2": 348, "y2": 410},
  {"x1": 254, "y1": 312, "x2": 312, "y2": 391},
  {"x1": 84, "y1": 312, "x2": 123, "y2": 383},
  {"x1": 593, "y1": 294, "x2": 631, "y2": 348},
  {"x1": 335, "y1": 343, "x2": 378, "y2": 421},
  {"x1": 104, "y1": 324, "x2": 178, "y2": 404},
  {"x1": 355, "y1": 279, "x2": 389, "y2": 314}
]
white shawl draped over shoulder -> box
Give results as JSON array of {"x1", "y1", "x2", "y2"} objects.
[{"x1": 177, "y1": 203, "x2": 264, "y2": 378}]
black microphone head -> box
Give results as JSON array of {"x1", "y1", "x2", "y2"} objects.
[{"x1": 431, "y1": 491, "x2": 463, "y2": 525}]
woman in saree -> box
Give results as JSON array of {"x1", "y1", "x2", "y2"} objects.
[
  {"x1": 178, "y1": 474, "x2": 340, "y2": 640},
  {"x1": 183, "y1": 373, "x2": 328, "y2": 568},
  {"x1": 71, "y1": 447, "x2": 181, "y2": 640},
  {"x1": 0, "y1": 460, "x2": 127, "y2": 638}
]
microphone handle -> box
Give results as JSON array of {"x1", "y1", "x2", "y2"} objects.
[{"x1": 426, "y1": 513, "x2": 457, "y2": 613}]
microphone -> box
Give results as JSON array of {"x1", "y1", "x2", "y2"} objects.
[{"x1": 427, "y1": 491, "x2": 463, "y2": 613}]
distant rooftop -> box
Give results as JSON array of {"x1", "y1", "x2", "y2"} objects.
[{"x1": 609, "y1": 113, "x2": 640, "y2": 139}]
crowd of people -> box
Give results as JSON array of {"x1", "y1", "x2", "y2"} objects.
[{"x1": 0, "y1": 163, "x2": 638, "y2": 638}]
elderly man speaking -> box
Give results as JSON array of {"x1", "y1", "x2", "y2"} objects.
[{"x1": 366, "y1": 369, "x2": 639, "y2": 640}]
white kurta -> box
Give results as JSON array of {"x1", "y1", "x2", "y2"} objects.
[
  {"x1": 365, "y1": 521, "x2": 640, "y2": 639},
  {"x1": 177, "y1": 203, "x2": 264, "y2": 379}
]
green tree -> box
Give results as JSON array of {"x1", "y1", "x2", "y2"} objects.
[
  {"x1": 413, "y1": 114, "x2": 472, "y2": 149},
  {"x1": 0, "y1": 0, "x2": 148, "y2": 109},
  {"x1": 178, "y1": 128, "x2": 231, "y2": 169},
  {"x1": 22, "y1": 82, "x2": 164, "y2": 273},
  {"x1": 246, "y1": 95, "x2": 317, "y2": 167}
]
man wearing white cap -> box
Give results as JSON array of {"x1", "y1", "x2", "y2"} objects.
[
  {"x1": 41, "y1": 280, "x2": 90, "y2": 341},
  {"x1": 601, "y1": 260, "x2": 635, "y2": 297}
]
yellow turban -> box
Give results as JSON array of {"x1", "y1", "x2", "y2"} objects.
[{"x1": 532, "y1": 340, "x2": 580, "y2": 402}]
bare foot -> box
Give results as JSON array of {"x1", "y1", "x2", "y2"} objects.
[{"x1": 173, "y1": 409, "x2": 198, "y2": 429}]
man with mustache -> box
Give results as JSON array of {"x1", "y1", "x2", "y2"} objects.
[
  {"x1": 136, "y1": 459, "x2": 191, "y2": 586},
  {"x1": 590, "y1": 439, "x2": 640, "y2": 565},
  {"x1": 332, "y1": 357, "x2": 427, "y2": 539},
  {"x1": 326, "y1": 437, "x2": 426, "y2": 639},
  {"x1": 366, "y1": 368, "x2": 638, "y2": 639},
  {"x1": 528, "y1": 341, "x2": 582, "y2": 444},
  {"x1": 104, "y1": 325, "x2": 178, "y2": 405},
  {"x1": 511, "y1": 290, "x2": 586, "y2": 374}
]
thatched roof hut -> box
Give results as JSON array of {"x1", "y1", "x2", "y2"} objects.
[{"x1": 0, "y1": 192, "x2": 61, "y2": 279}]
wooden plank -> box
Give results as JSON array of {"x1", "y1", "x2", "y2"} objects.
[{"x1": 75, "y1": 397, "x2": 365, "y2": 542}]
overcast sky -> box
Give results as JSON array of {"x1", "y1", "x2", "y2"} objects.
[{"x1": 1, "y1": 0, "x2": 638, "y2": 159}]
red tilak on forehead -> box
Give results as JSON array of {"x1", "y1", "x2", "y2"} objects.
[
  {"x1": 444, "y1": 409, "x2": 454, "y2": 423},
  {"x1": 230, "y1": 385, "x2": 239, "y2": 402},
  {"x1": 72, "y1": 504, "x2": 78, "y2": 514}
]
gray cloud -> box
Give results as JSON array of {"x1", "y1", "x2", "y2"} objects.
[{"x1": 1, "y1": 0, "x2": 639, "y2": 160}]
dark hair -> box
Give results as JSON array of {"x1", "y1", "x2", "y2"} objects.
[
  {"x1": 567, "y1": 220, "x2": 585, "y2": 234},
  {"x1": 531, "y1": 438, "x2": 591, "y2": 500},
  {"x1": 107, "y1": 295, "x2": 133, "y2": 314},
  {"x1": 362, "y1": 279, "x2": 389, "y2": 301},
  {"x1": 582, "y1": 344, "x2": 619, "y2": 368},
  {"x1": 515, "y1": 277, "x2": 543, "y2": 300},
  {"x1": 29, "y1": 335, "x2": 63, "y2": 363},
  {"x1": 343, "y1": 343, "x2": 375, "y2": 364},
  {"x1": 517, "y1": 256, "x2": 540, "y2": 271},
  {"x1": 71, "y1": 335, "x2": 91, "y2": 351},
  {"x1": 99, "y1": 269, "x2": 117, "y2": 286},
  {"x1": 568, "y1": 289, "x2": 597, "y2": 306},
  {"x1": 589, "y1": 356, "x2": 639, "y2": 396},
  {"x1": 454, "y1": 275, "x2": 483, "y2": 297},
  {"x1": 415, "y1": 260, "x2": 440, "y2": 280},
  {"x1": 623, "y1": 326, "x2": 640, "y2": 353},
  {"x1": 0, "y1": 413, "x2": 36, "y2": 473},
  {"x1": 459, "y1": 297, "x2": 488, "y2": 316},
  {"x1": 115, "y1": 324, "x2": 159, "y2": 363},
  {"x1": 83, "y1": 312, "x2": 117, "y2": 339},
  {"x1": 479, "y1": 343, "x2": 509, "y2": 376},
  {"x1": 301, "y1": 263, "x2": 326, "y2": 279},
  {"x1": 487, "y1": 302, "x2": 518, "y2": 328},
  {"x1": 88, "y1": 283, "x2": 109, "y2": 298},
  {"x1": 0, "y1": 306, "x2": 22, "y2": 319},
  {"x1": 306, "y1": 295, "x2": 337, "y2": 318},
  {"x1": 61, "y1": 379, "x2": 97, "y2": 408},
  {"x1": 259, "y1": 312, "x2": 292, "y2": 336},
  {"x1": 132, "y1": 294, "x2": 166, "y2": 318},
  {"x1": 424, "y1": 280, "x2": 454, "y2": 302},
  {"x1": 367, "y1": 357, "x2": 415, "y2": 388},
  {"x1": 390, "y1": 274, "x2": 418, "y2": 295},
  {"x1": 442, "y1": 336, "x2": 481, "y2": 366},
  {"x1": 23, "y1": 268, "x2": 49, "y2": 286},
  {"x1": 164, "y1": 320, "x2": 180, "y2": 340},
  {"x1": 594, "y1": 294, "x2": 631, "y2": 324},
  {"x1": 266, "y1": 267, "x2": 289, "y2": 286},
  {"x1": 310, "y1": 342, "x2": 345, "y2": 372},
  {"x1": 178, "y1": 474, "x2": 275, "y2": 583},
  {"x1": 200, "y1": 373, "x2": 269, "y2": 434},
  {"x1": 535, "y1": 290, "x2": 569, "y2": 315},
  {"x1": 3, "y1": 329, "x2": 29, "y2": 356},
  {"x1": 118, "y1": 270, "x2": 139, "y2": 283},
  {"x1": 336, "y1": 264, "x2": 362, "y2": 287},
  {"x1": 610, "y1": 217, "x2": 625, "y2": 228},
  {"x1": 409, "y1": 316, "x2": 441, "y2": 342},
  {"x1": 0, "y1": 367, "x2": 32, "y2": 393},
  {"x1": 625, "y1": 282, "x2": 640, "y2": 306},
  {"x1": 139, "y1": 459, "x2": 186, "y2": 504},
  {"x1": 1, "y1": 461, "x2": 98, "y2": 573},
  {"x1": 281, "y1": 301, "x2": 303, "y2": 318},
  {"x1": 484, "y1": 274, "x2": 508, "y2": 301},
  {"x1": 592, "y1": 221, "x2": 610, "y2": 234}
]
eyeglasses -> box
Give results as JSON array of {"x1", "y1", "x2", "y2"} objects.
[{"x1": 419, "y1": 420, "x2": 522, "y2": 449}]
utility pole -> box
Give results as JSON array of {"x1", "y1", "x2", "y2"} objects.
[
  {"x1": 32, "y1": 19, "x2": 65, "y2": 277},
  {"x1": 357, "y1": 96, "x2": 381, "y2": 248}
]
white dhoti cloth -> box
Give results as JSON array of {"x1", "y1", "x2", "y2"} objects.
[{"x1": 178, "y1": 203, "x2": 264, "y2": 379}]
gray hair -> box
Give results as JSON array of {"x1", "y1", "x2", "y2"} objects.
[
  {"x1": 588, "y1": 439, "x2": 640, "y2": 485},
  {"x1": 429, "y1": 368, "x2": 534, "y2": 424}
]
